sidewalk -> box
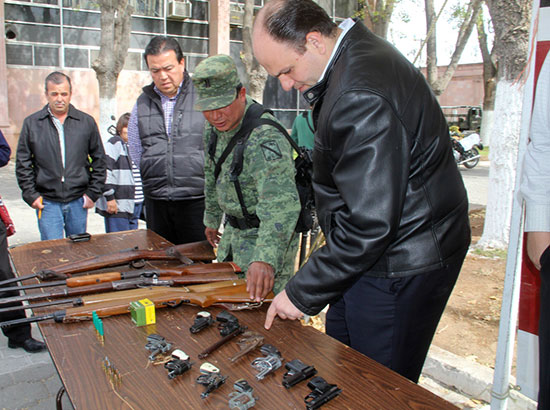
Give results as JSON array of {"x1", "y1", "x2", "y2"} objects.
[{"x1": 0, "y1": 161, "x2": 534, "y2": 409}]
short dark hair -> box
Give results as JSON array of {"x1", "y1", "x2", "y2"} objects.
[
  {"x1": 260, "y1": 0, "x2": 338, "y2": 54},
  {"x1": 45, "y1": 71, "x2": 72, "y2": 93},
  {"x1": 116, "y1": 112, "x2": 131, "y2": 136},
  {"x1": 144, "y1": 36, "x2": 184, "y2": 66}
]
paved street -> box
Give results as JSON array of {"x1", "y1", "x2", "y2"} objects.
[
  {"x1": 0, "y1": 159, "x2": 491, "y2": 409},
  {"x1": 459, "y1": 160, "x2": 489, "y2": 209}
]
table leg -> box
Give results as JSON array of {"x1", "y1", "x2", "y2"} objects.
[{"x1": 56, "y1": 386, "x2": 66, "y2": 410}]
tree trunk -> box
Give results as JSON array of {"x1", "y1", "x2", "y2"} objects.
[
  {"x1": 242, "y1": 0, "x2": 267, "y2": 102},
  {"x1": 92, "y1": 0, "x2": 133, "y2": 142},
  {"x1": 425, "y1": 0, "x2": 438, "y2": 86},
  {"x1": 478, "y1": 0, "x2": 531, "y2": 248},
  {"x1": 425, "y1": 0, "x2": 482, "y2": 96},
  {"x1": 476, "y1": 8, "x2": 497, "y2": 146},
  {"x1": 362, "y1": 0, "x2": 397, "y2": 40}
]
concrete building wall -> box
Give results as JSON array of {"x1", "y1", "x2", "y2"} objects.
[
  {"x1": 5, "y1": 67, "x2": 150, "y2": 145},
  {"x1": 435, "y1": 63, "x2": 485, "y2": 107}
]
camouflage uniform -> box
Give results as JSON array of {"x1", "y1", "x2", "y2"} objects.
[{"x1": 192, "y1": 55, "x2": 300, "y2": 294}]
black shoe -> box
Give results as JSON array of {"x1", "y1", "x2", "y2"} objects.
[{"x1": 8, "y1": 338, "x2": 46, "y2": 353}]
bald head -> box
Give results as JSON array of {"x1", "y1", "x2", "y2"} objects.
[{"x1": 253, "y1": 0, "x2": 337, "y2": 55}]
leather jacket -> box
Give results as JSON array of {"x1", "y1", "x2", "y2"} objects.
[
  {"x1": 16, "y1": 105, "x2": 106, "y2": 206},
  {"x1": 286, "y1": 21, "x2": 471, "y2": 316}
]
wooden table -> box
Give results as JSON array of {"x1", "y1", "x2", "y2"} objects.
[{"x1": 9, "y1": 229, "x2": 456, "y2": 409}]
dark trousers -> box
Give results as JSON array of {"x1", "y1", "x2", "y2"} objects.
[
  {"x1": 539, "y1": 246, "x2": 550, "y2": 410},
  {"x1": 144, "y1": 197, "x2": 206, "y2": 245},
  {"x1": 0, "y1": 221, "x2": 31, "y2": 342},
  {"x1": 326, "y1": 251, "x2": 466, "y2": 383}
]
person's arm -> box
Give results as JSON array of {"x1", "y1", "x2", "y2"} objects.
[
  {"x1": 520, "y1": 55, "x2": 550, "y2": 269},
  {"x1": 202, "y1": 125, "x2": 224, "y2": 238},
  {"x1": 84, "y1": 119, "x2": 106, "y2": 203},
  {"x1": 246, "y1": 124, "x2": 301, "y2": 301},
  {"x1": 15, "y1": 119, "x2": 41, "y2": 206},
  {"x1": 286, "y1": 93, "x2": 410, "y2": 316},
  {"x1": 0, "y1": 130, "x2": 11, "y2": 167},
  {"x1": 101, "y1": 138, "x2": 122, "y2": 214},
  {"x1": 127, "y1": 104, "x2": 142, "y2": 168}
]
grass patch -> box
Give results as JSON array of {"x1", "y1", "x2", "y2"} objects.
[
  {"x1": 472, "y1": 247, "x2": 506, "y2": 259},
  {"x1": 478, "y1": 146, "x2": 489, "y2": 161}
]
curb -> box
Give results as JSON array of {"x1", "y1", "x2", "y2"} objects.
[{"x1": 423, "y1": 345, "x2": 537, "y2": 409}]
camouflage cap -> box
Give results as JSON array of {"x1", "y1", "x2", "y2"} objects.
[{"x1": 192, "y1": 54, "x2": 241, "y2": 111}]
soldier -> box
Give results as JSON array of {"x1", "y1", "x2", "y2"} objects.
[{"x1": 192, "y1": 54, "x2": 300, "y2": 302}]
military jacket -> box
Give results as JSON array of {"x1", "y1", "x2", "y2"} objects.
[{"x1": 203, "y1": 97, "x2": 300, "y2": 292}]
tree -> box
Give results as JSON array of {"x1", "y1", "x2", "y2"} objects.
[
  {"x1": 241, "y1": 0, "x2": 268, "y2": 102},
  {"x1": 423, "y1": 0, "x2": 483, "y2": 96},
  {"x1": 360, "y1": 0, "x2": 399, "y2": 39},
  {"x1": 478, "y1": 0, "x2": 531, "y2": 248},
  {"x1": 475, "y1": 6, "x2": 497, "y2": 146},
  {"x1": 92, "y1": 0, "x2": 133, "y2": 141}
]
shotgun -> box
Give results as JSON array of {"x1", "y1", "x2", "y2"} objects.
[
  {"x1": 0, "y1": 240, "x2": 216, "y2": 286},
  {"x1": 0, "y1": 262, "x2": 240, "y2": 293},
  {"x1": 0, "y1": 280, "x2": 271, "y2": 327},
  {"x1": 0, "y1": 269, "x2": 240, "y2": 306}
]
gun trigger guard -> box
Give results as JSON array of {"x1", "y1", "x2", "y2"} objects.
[
  {"x1": 130, "y1": 259, "x2": 146, "y2": 269},
  {"x1": 163, "y1": 300, "x2": 183, "y2": 308}
]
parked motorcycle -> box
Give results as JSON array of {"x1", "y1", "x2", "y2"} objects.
[{"x1": 451, "y1": 132, "x2": 483, "y2": 169}]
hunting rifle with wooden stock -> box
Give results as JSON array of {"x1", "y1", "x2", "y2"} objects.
[
  {"x1": 0, "y1": 263, "x2": 241, "y2": 306},
  {"x1": 0, "y1": 262, "x2": 240, "y2": 293},
  {"x1": 0, "y1": 280, "x2": 272, "y2": 328},
  {"x1": 0, "y1": 240, "x2": 216, "y2": 287}
]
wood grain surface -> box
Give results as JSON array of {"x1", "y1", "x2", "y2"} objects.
[{"x1": 9, "y1": 229, "x2": 456, "y2": 409}]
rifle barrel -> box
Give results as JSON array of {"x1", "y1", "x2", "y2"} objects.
[
  {"x1": 0, "y1": 279, "x2": 67, "y2": 293},
  {"x1": 0, "y1": 240, "x2": 217, "y2": 287},
  {"x1": 0, "y1": 298, "x2": 83, "y2": 314},
  {"x1": 0, "y1": 310, "x2": 66, "y2": 329}
]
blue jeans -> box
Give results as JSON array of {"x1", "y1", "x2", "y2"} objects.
[
  {"x1": 104, "y1": 202, "x2": 143, "y2": 233},
  {"x1": 37, "y1": 197, "x2": 88, "y2": 240}
]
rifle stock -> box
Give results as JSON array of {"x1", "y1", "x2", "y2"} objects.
[
  {"x1": 66, "y1": 262, "x2": 240, "y2": 287},
  {"x1": 61, "y1": 280, "x2": 272, "y2": 322},
  {"x1": 0, "y1": 271, "x2": 240, "y2": 306},
  {"x1": 0, "y1": 280, "x2": 272, "y2": 328}
]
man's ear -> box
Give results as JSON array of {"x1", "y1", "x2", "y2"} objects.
[{"x1": 305, "y1": 32, "x2": 326, "y2": 54}]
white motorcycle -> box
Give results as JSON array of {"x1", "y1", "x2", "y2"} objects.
[{"x1": 452, "y1": 133, "x2": 483, "y2": 169}]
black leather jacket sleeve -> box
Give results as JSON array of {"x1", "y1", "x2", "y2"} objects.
[
  {"x1": 286, "y1": 92, "x2": 412, "y2": 316},
  {"x1": 15, "y1": 119, "x2": 40, "y2": 206}
]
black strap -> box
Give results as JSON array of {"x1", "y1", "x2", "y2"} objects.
[
  {"x1": 208, "y1": 103, "x2": 304, "y2": 230},
  {"x1": 210, "y1": 103, "x2": 267, "y2": 181}
]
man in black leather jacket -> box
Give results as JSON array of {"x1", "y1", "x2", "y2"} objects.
[
  {"x1": 16, "y1": 72, "x2": 105, "y2": 240},
  {"x1": 253, "y1": 0, "x2": 471, "y2": 382}
]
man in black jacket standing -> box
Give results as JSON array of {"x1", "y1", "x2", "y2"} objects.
[
  {"x1": 253, "y1": 0, "x2": 471, "y2": 382},
  {"x1": 127, "y1": 37, "x2": 206, "y2": 245},
  {"x1": 16, "y1": 72, "x2": 105, "y2": 241}
]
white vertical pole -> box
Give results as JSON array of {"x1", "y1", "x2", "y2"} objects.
[{"x1": 490, "y1": 1, "x2": 539, "y2": 408}]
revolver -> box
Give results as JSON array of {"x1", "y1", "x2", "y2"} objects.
[{"x1": 251, "y1": 344, "x2": 283, "y2": 380}]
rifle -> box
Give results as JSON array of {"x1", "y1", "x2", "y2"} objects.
[
  {"x1": 0, "y1": 240, "x2": 216, "y2": 286},
  {"x1": 0, "y1": 262, "x2": 240, "y2": 293},
  {"x1": 0, "y1": 268, "x2": 240, "y2": 306},
  {"x1": 0, "y1": 280, "x2": 272, "y2": 327}
]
